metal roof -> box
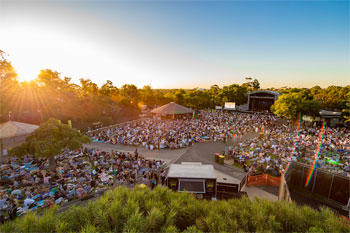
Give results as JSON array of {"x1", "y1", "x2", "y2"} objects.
[
  {"x1": 215, "y1": 169, "x2": 241, "y2": 184},
  {"x1": 167, "y1": 163, "x2": 217, "y2": 179},
  {"x1": 248, "y1": 90, "x2": 280, "y2": 96},
  {"x1": 319, "y1": 110, "x2": 342, "y2": 117}
]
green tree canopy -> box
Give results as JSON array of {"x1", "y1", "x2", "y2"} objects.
[
  {"x1": 271, "y1": 91, "x2": 321, "y2": 120},
  {"x1": 10, "y1": 118, "x2": 91, "y2": 171}
]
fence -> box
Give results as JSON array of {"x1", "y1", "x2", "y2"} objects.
[
  {"x1": 285, "y1": 161, "x2": 350, "y2": 206},
  {"x1": 246, "y1": 174, "x2": 281, "y2": 186}
]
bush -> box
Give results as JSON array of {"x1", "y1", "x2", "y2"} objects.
[{"x1": 1, "y1": 186, "x2": 349, "y2": 232}]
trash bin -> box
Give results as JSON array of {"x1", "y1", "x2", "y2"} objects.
[
  {"x1": 215, "y1": 153, "x2": 219, "y2": 162},
  {"x1": 218, "y1": 155, "x2": 225, "y2": 165}
]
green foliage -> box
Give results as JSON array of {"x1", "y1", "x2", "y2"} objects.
[
  {"x1": 271, "y1": 90, "x2": 321, "y2": 119},
  {"x1": 162, "y1": 225, "x2": 179, "y2": 233},
  {"x1": 182, "y1": 225, "x2": 203, "y2": 233},
  {"x1": 80, "y1": 223, "x2": 100, "y2": 233},
  {"x1": 10, "y1": 118, "x2": 91, "y2": 170},
  {"x1": 342, "y1": 91, "x2": 350, "y2": 122},
  {"x1": 1, "y1": 51, "x2": 349, "y2": 124},
  {"x1": 0, "y1": 205, "x2": 58, "y2": 233},
  {"x1": 58, "y1": 205, "x2": 91, "y2": 232},
  {"x1": 1, "y1": 186, "x2": 348, "y2": 233},
  {"x1": 242, "y1": 77, "x2": 260, "y2": 91}
]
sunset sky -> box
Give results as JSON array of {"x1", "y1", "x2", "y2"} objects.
[{"x1": 1, "y1": 0, "x2": 349, "y2": 89}]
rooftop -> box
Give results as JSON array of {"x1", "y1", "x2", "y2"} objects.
[{"x1": 167, "y1": 162, "x2": 217, "y2": 179}]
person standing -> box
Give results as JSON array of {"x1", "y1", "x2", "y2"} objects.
[
  {"x1": 8, "y1": 200, "x2": 17, "y2": 220},
  {"x1": 134, "y1": 149, "x2": 138, "y2": 160},
  {"x1": 160, "y1": 170, "x2": 166, "y2": 186}
]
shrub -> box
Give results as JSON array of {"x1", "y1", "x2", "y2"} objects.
[{"x1": 1, "y1": 186, "x2": 348, "y2": 233}]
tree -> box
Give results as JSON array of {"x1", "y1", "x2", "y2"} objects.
[
  {"x1": 120, "y1": 84, "x2": 139, "y2": 104},
  {"x1": 80, "y1": 78, "x2": 98, "y2": 97},
  {"x1": 10, "y1": 118, "x2": 91, "y2": 171},
  {"x1": 271, "y1": 92, "x2": 320, "y2": 120},
  {"x1": 99, "y1": 80, "x2": 118, "y2": 97},
  {"x1": 251, "y1": 79, "x2": 260, "y2": 90},
  {"x1": 0, "y1": 50, "x2": 18, "y2": 122},
  {"x1": 220, "y1": 84, "x2": 248, "y2": 105},
  {"x1": 174, "y1": 89, "x2": 185, "y2": 105},
  {"x1": 139, "y1": 85, "x2": 155, "y2": 106},
  {"x1": 242, "y1": 77, "x2": 260, "y2": 91},
  {"x1": 342, "y1": 92, "x2": 350, "y2": 123}
]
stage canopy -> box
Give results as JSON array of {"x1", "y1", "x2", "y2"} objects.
[
  {"x1": 0, "y1": 121, "x2": 39, "y2": 139},
  {"x1": 151, "y1": 102, "x2": 193, "y2": 115}
]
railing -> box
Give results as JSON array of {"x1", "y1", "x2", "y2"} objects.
[{"x1": 285, "y1": 161, "x2": 350, "y2": 206}]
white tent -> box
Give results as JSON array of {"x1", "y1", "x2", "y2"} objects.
[
  {"x1": 0, "y1": 121, "x2": 39, "y2": 153},
  {"x1": 0, "y1": 121, "x2": 39, "y2": 139},
  {"x1": 151, "y1": 102, "x2": 193, "y2": 115}
]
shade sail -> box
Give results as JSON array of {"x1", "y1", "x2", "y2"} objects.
[
  {"x1": 0, "y1": 121, "x2": 39, "y2": 139},
  {"x1": 151, "y1": 102, "x2": 193, "y2": 115}
]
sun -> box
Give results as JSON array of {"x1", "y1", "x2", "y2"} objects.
[
  {"x1": 15, "y1": 65, "x2": 39, "y2": 83},
  {"x1": 19, "y1": 76, "x2": 36, "y2": 82}
]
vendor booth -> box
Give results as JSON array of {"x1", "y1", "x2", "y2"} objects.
[
  {"x1": 166, "y1": 162, "x2": 243, "y2": 199},
  {"x1": 167, "y1": 162, "x2": 217, "y2": 199}
]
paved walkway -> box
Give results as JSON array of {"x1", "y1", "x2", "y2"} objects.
[
  {"x1": 84, "y1": 129, "x2": 280, "y2": 201},
  {"x1": 242, "y1": 186, "x2": 278, "y2": 201},
  {"x1": 84, "y1": 142, "x2": 187, "y2": 164},
  {"x1": 174, "y1": 141, "x2": 246, "y2": 180}
]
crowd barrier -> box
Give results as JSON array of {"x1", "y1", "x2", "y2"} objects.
[
  {"x1": 285, "y1": 161, "x2": 350, "y2": 206},
  {"x1": 246, "y1": 174, "x2": 281, "y2": 186}
]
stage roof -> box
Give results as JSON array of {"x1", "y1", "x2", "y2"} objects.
[
  {"x1": 0, "y1": 121, "x2": 39, "y2": 139},
  {"x1": 248, "y1": 90, "x2": 280, "y2": 96},
  {"x1": 151, "y1": 102, "x2": 193, "y2": 115}
]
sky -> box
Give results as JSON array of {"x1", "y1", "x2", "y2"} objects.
[{"x1": 0, "y1": 0, "x2": 349, "y2": 89}]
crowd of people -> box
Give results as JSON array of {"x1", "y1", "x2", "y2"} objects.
[
  {"x1": 0, "y1": 148, "x2": 165, "y2": 223},
  {"x1": 89, "y1": 111, "x2": 277, "y2": 150},
  {"x1": 1, "y1": 110, "x2": 349, "y2": 222},
  {"x1": 90, "y1": 110, "x2": 349, "y2": 177},
  {"x1": 229, "y1": 121, "x2": 350, "y2": 177}
]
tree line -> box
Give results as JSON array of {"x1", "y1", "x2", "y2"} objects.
[
  {"x1": 1, "y1": 50, "x2": 349, "y2": 128},
  {"x1": 271, "y1": 86, "x2": 350, "y2": 121},
  {"x1": 0, "y1": 51, "x2": 260, "y2": 129}
]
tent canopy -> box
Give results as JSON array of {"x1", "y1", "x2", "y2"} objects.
[
  {"x1": 0, "y1": 121, "x2": 39, "y2": 139},
  {"x1": 151, "y1": 102, "x2": 193, "y2": 115}
]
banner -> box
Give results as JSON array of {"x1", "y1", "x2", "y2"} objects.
[{"x1": 224, "y1": 102, "x2": 236, "y2": 110}]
